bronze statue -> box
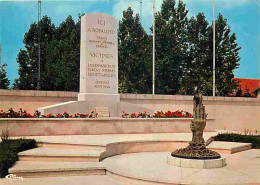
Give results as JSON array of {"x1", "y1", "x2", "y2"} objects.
[
  {"x1": 171, "y1": 89, "x2": 221, "y2": 159},
  {"x1": 191, "y1": 89, "x2": 206, "y2": 143}
]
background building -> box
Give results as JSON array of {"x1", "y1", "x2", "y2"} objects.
[{"x1": 233, "y1": 78, "x2": 260, "y2": 97}]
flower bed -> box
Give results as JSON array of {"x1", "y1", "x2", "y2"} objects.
[
  {"x1": 122, "y1": 110, "x2": 192, "y2": 118},
  {"x1": 0, "y1": 108, "x2": 97, "y2": 118},
  {"x1": 0, "y1": 108, "x2": 192, "y2": 119}
]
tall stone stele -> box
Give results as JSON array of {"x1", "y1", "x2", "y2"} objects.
[
  {"x1": 172, "y1": 89, "x2": 221, "y2": 159},
  {"x1": 78, "y1": 13, "x2": 119, "y2": 103}
]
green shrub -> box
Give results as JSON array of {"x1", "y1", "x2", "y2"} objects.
[
  {"x1": 214, "y1": 133, "x2": 260, "y2": 149},
  {"x1": 0, "y1": 137, "x2": 37, "y2": 178}
]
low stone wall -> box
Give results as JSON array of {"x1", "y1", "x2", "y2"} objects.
[
  {"x1": 0, "y1": 118, "x2": 202, "y2": 136},
  {"x1": 100, "y1": 141, "x2": 189, "y2": 161},
  {"x1": 120, "y1": 94, "x2": 260, "y2": 133},
  {"x1": 0, "y1": 90, "x2": 77, "y2": 113},
  {"x1": 0, "y1": 90, "x2": 259, "y2": 134}
]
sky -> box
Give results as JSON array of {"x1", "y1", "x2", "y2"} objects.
[{"x1": 0, "y1": 0, "x2": 259, "y2": 86}]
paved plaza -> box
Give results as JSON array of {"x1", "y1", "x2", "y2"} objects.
[{"x1": 0, "y1": 132, "x2": 258, "y2": 185}]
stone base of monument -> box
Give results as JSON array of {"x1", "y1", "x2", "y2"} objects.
[
  {"x1": 167, "y1": 155, "x2": 226, "y2": 169},
  {"x1": 38, "y1": 97, "x2": 154, "y2": 117},
  {"x1": 38, "y1": 100, "x2": 119, "y2": 117},
  {"x1": 78, "y1": 93, "x2": 120, "y2": 102}
]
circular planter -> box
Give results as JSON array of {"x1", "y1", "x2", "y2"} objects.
[{"x1": 167, "y1": 155, "x2": 226, "y2": 169}]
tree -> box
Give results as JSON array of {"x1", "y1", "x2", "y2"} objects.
[
  {"x1": 235, "y1": 88, "x2": 242, "y2": 97},
  {"x1": 118, "y1": 8, "x2": 152, "y2": 93},
  {"x1": 242, "y1": 86, "x2": 253, "y2": 97},
  {"x1": 13, "y1": 15, "x2": 81, "y2": 91},
  {"x1": 213, "y1": 14, "x2": 240, "y2": 96},
  {"x1": 154, "y1": 0, "x2": 189, "y2": 94},
  {"x1": 0, "y1": 64, "x2": 10, "y2": 89},
  {"x1": 177, "y1": 13, "x2": 240, "y2": 96},
  {"x1": 45, "y1": 15, "x2": 80, "y2": 91},
  {"x1": 153, "y1": 0, "x2": 240, "y2": 96},
  {"x1": 13, "y1": 49, "x2": 34, "y2": 89},
  {"x1": 178, "y1": 13, "x2": 213, "y2": 95},
  {"x1": 13, "y1": 16, "x2": 55, "y2": 90}
]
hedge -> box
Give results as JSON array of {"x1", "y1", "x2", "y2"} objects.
[
  {"x1": 0, "y1": 137, "x2": 37, "y2": 178},
  {"x1": 214, "y1": 133, "x2": 260, "y2": 149}
]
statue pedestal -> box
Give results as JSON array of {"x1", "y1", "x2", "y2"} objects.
[{"x1": 167, "y1": 155, "x2": 226, "y2": 169}]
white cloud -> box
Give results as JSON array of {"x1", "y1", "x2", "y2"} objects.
[
  {"x1": 112, "y1": 0, "x2": 164, "y2": 31},
  {"x1": 112, "y1": 0, "x2": 165, "y2": 20},
  {"x1": 112, "y1": 1, "x2": 140, "y2": 21}
]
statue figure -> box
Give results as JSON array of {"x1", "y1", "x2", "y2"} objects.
[
  {"x1": 191, "y1": 89, "x2": 206, "y2": 144},
  {"x1": 193, "y1": 87, "x2": 202, "y2": 109}
]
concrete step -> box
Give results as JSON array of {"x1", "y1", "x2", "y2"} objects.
[
  {"x1": 18, "y1": 147, "x2": 103, "y2": 162},
  {"x1": 12, "y1": 132, "x2": 218, "y2": 147},
  {"x1": 207, "y1": 141, "x2": 252, "y2": 154},
  {"x1": 9, "y1": 161, "x2": 105, "y2": 178},
  {"x1": 38, "y1": 142, "x2": 106, "y2": 151}
]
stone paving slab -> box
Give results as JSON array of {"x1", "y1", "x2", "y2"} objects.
[
  {"x1": 207, "y1": 141, "x2": 252, "y2": 153},
  {"x1": 207, "y1": 141, "x2": 252, "y2": 150},
  {"x1": 103, "y1": 149, "x2": 260, "y2": 184},
  {"x1": 18, "y1": 147, "x2": 102, "y2": 157},
  {"x1": 0, "y1": 175, "x2": 129, "y2": 185},
  {"x1": 9, "y1": 161, "x2": 105, "y2": 173}
]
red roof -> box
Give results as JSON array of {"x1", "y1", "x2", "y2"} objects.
[{"x1": 233, "y1": 78, "x2": 260, "y2": 97}]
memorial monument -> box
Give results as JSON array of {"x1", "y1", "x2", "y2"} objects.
[
  {"x1": 38, "y1": 13, "x2": 119, "y2": 117},
  {"x1": 78, "y1": 13, "x2": 119, "y2": 103}
]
